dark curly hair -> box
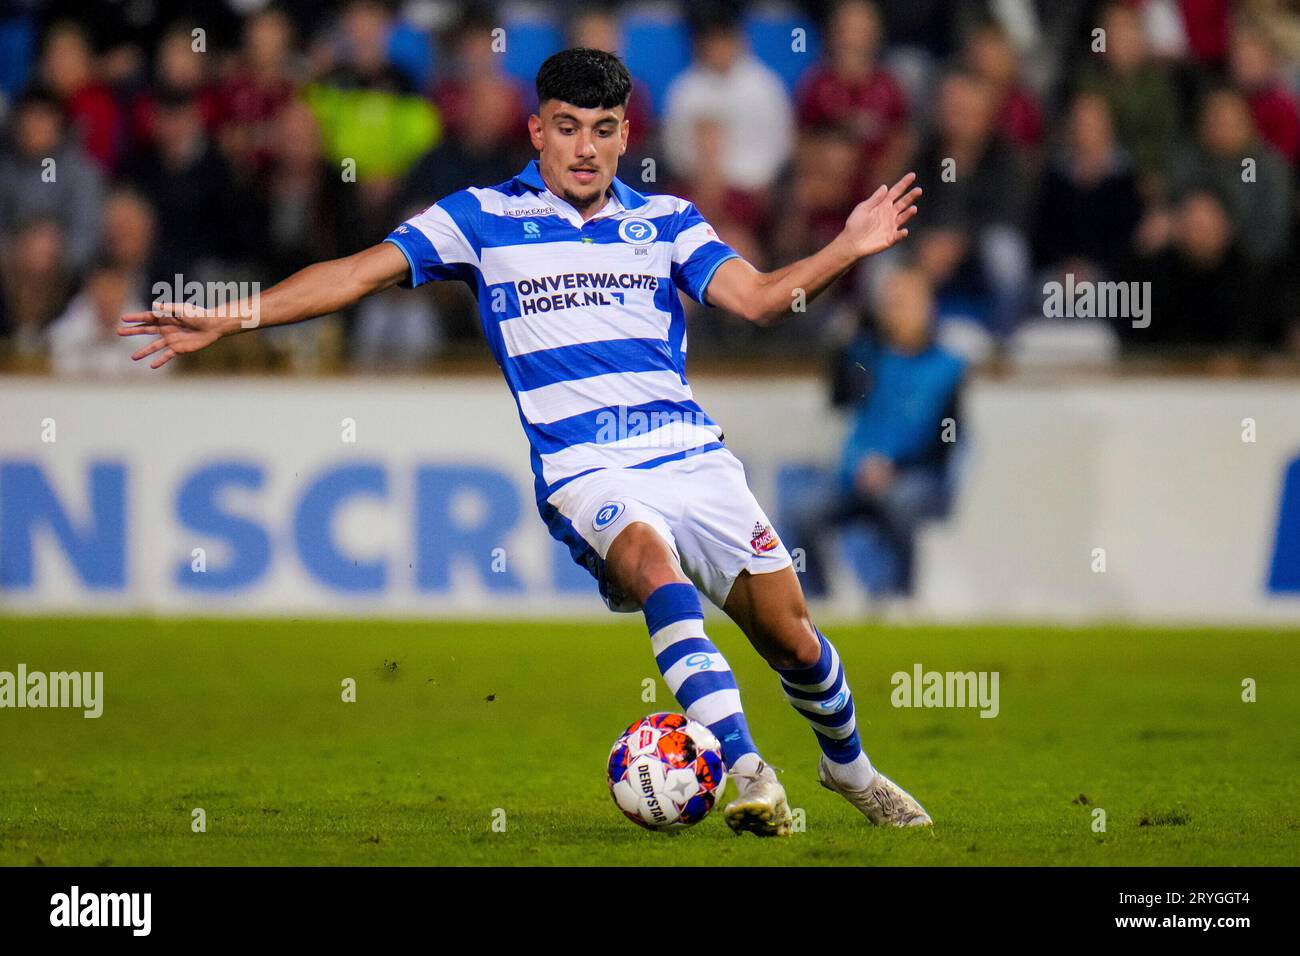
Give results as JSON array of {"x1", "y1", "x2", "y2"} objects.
[{"x1": 535, "y1": 47, "x2": 632, "y2": 110}]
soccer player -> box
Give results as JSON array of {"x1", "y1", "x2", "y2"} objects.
[{"x1": 120, "y1": 48, "x2": 930, "y2": 833}]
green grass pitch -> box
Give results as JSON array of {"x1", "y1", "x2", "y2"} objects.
[{"x1": 0, "y1": 616, "x2": 1295, "y2": 866}]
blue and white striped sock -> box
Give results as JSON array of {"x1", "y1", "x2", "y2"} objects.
[
  {"x1": 644, "y1": 582, "x2": 758, "y2": 768},
  {"x1": 777, "y1": 628, "x2": 875, "y2": 788}
]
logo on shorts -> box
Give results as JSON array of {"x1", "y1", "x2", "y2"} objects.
[
  {"x1": 618, "y1": 217, "x2": 657, "y2": 245},
  {"x1": 593, "y1": 500, "x2": 626, "y2": 531},
  {"x1": 750, "y1": 521, "x2": 780, "y2": 554}
]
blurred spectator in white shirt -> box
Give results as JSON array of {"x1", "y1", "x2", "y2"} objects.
[
  {"x1": 49, "y1": 262, "x2": 163, "y2": 378},
  {"x1": 662, "y1": 14, "x2": 794, "y2": 193}
]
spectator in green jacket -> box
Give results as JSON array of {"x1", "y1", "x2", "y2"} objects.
[{"x1": 304, "y1": 1, "x2": 441, "y2": 193}]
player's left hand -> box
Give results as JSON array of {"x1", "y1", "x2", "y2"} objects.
[
  {"x1": 118, "y1": 302, "x2": 231, "y2": 369},
  {"x1": 839, "y1": 172, "x2": 921, "y2": 259}
]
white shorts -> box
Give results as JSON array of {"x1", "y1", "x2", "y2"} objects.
[{"x1": 543, "y1": 447, "x2": 792, "y2": 612}]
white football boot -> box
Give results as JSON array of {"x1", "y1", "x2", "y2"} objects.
[
  {"x1": 724, "y1": 758, "x2": 793, "y2": 837},
  {"x1": 817, "y1": 756, "x2": 933, "y2": 827}
]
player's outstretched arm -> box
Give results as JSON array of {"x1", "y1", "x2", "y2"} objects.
[
  {"x1": 118, "y1": 242, "x2": 411, "y2": 369},
  {"x1": 705, "y1": 172, "x2": 920, "y2": 327}
]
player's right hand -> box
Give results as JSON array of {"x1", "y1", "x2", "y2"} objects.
[
  {"x1": 118, "y1": 302, "x2": 234, "y2": 369},
  {"x1": 839, "y1": 172, "x2": 921, "y2": 259}
]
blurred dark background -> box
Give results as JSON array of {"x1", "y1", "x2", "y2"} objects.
[{"x1": 1, "y1": 0, "x2": 1298, "y2": 376}]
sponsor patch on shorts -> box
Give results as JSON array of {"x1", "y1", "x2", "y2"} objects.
[
  {"x1": 750, "y1": 521, "x2": 780, "y2": 554},
  {"x1": 593, "y1": 500, "x2": 626, "y2": 531}
]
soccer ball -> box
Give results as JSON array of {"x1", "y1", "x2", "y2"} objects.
[{"x1": 606, "y1": 712, "x2": 728, "y2": 830}]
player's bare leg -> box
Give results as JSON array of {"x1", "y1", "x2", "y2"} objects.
[
  {"x1": 723, "y1": 566, "x2": 933, "y2": 827},
  {"x1": 604, "y1": 520, "x2": 690, "y2": 602},
  {"x1": 606, "y1": 522, "x2": 792, "y2": 836}
]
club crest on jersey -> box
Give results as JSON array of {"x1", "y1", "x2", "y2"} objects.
[
  {"x1": 750, "y1": 522, "x2": 780, "y2": 554},
  {"x1": 618, "y1": 217, "x2": 657, "y2": 245},
  {"x1": 593, "y1": 500, "x2": 626, "y2": 531}
]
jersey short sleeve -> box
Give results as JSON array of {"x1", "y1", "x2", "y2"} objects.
[
  {"x1": 383, "y1": 189, "x2": 482, "y2": 288},
  {"x1": 669, "y1": 203, "x2": 741, "y2": 305}
]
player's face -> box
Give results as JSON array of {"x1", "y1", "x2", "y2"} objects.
[{"x1": 529, "y1": 100, "x2": 628, "y2": 213}]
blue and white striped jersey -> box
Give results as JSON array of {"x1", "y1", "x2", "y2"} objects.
[{"x1": 384, "y1": 159, "x2": 741, "y2": 508}]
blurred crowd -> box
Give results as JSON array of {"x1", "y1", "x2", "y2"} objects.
[{"x1": 1, "y1": 0, "x2": 1299, "y2": 376}]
